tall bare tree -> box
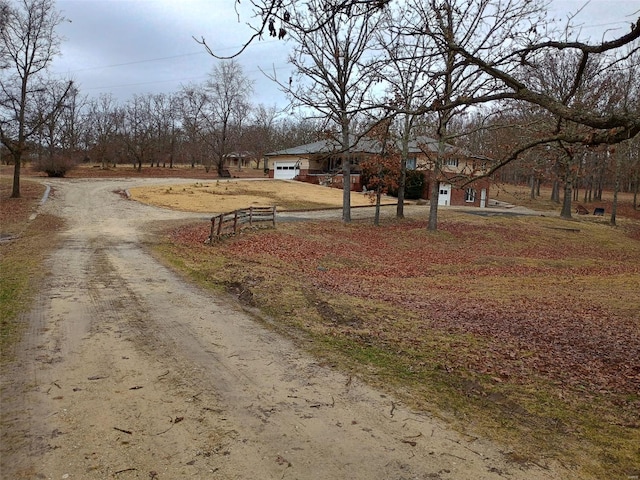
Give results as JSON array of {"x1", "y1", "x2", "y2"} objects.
[
  {"x1": 122, "y1": 94, "x2": 154, "y2": 171},
  {"x1": 87, "y1": 94, "x2": 121, "y2": 168},
  {"x1": 0, "y1": 0, "x2": 71, "y2": 197},
  {"x1": 375, "y1": 4, "x2": 436, "y2": 219},
  {"x1": 400, "y1": 0, "x2": 548, "y2": 230},
  {"x1": 179, "y1": 84, "x2": 209, "y2": 169},
  {"x1": 272, "y1": 0, "x2": 381, "y2": 222},
  {"x1": 205, "y1": 60, "x2": 254, "y2": 175}
]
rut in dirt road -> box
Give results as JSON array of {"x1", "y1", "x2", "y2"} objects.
[{"x1": 0, "y1": 178, "x2": 568, "y2": 480}]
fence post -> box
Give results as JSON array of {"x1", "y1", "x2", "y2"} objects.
[
  {"x1": 217, "y1": 214, "x2": 223, "y2": 236},
  {"x1": 249, "y1": 206, "x2": 253, "y2": 227},
  {"x1": 210, "y1": 216, "x2": 216, "y2": 244},
  {"x1": 233, "y1": 210, "x2": 239, "y2": 234},
  {"x1": 272, "y1": 205, "x2": 277, "y2": 227}
]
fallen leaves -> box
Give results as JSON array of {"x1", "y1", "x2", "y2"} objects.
[{"x1": 166, "y1": 216, "x2": 640, "y2": 400}]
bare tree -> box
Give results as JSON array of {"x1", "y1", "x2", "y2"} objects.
[
  {"x1": 86, "y1": 94, "x2": 121, "y2": 168},
  {"x1": 0, "y1": 0, "x2": 71, "y2": 197},
  {"x1": 271, "y1": 0, "x2": 382, "y2": 222},
  {"x1": 122, "y1": 94, "x2": 154, "y2": 171},
  {"x1": 179, "y1": 84, "x2": 209, "y2": 169},
  {"x1": 375, "y1": 4, "x2": 436, "y2": 219},
  {"x1": 31, "y1": 79, "x2": 81, "y2": 176},
  {"x1": 400, "y1": 0, "x2": 548, "y2": 230},
  {"x1": 243, "y1": 103, "x2": 281, "y2": 169},
  {"x1": 149, "y1": 93, "x2": 179, "y2": 168},
  {"x1": 205, "y1": 60, "x2": 254, "y2": 175}
]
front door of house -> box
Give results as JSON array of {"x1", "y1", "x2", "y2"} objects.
[{"x1": 438, "y1": 183, "x2": 451, "y2": 206}]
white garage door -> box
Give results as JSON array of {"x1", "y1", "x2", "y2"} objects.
[
  {"x1": 438, "y1": 182, "x2": 452, "y2": 206},
  {"x1": 274, "y1": 162, "x2": 300, "y2": 180}
]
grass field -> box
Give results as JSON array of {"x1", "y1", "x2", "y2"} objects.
[{"x1": 158, "y1": 208, "x2": 640, "y2": 480}]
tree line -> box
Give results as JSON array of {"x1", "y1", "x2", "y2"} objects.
[
  {"x1": 203, "y1": 0, "x2": 639, "y2": 225},
  {"x1": 2, "y1": 0, "x2": 639, "y2": 227}
]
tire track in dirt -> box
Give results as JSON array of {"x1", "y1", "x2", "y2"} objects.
[{"x1": 1, "y1": 178, "x2": 571, "y2": 479}]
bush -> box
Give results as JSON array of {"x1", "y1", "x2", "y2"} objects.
[
  {"x1": 388, "y1": 170, "x2": 425, "y2": 199},
  {"x1": 34, "y1": 155, "x2": 77, "y2": 178},
  {"x1": 405, "y1": 170, "x2": 425, "y2": 199}
]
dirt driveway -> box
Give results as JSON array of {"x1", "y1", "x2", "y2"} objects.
[{"x1": 1, "y1": 178, "x2": 564, "y2": 480}]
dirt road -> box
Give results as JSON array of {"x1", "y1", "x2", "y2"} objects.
[{"x1": 1, "y1": 178, "x2": 565, "y2": 480}]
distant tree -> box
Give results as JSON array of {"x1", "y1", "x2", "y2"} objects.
[
  {"x1": 122, "y1": 94, "x2": 154, "y2": 171},
  {"x1": 32, "y1": 80, "x2": 81, "y2": 176},
  {"x1": 205, "y1": 60, "x2": 254, "y2": 175},
  {"x1": 149, "y1": 93, "x2": 179, "y2": 168},
  {"x1": 86, "y1": 94, "x2": 121, "y2": 168},
  {"x1": 178, "y1": 84, "x2": 209, "y2": 169},
  {"x1": 242, "y1": 104, "x2": 281, "y2": 169},
  {"x1": 0, "y1": 0, "x2": 71, "y2": 197}
]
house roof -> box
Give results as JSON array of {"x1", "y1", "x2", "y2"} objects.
[
  {"x1": 265, "y1": 135, "x2": 493, "y2": 160},
  {"x1": 265, "y1": 137, "x2": 388, "y2": 157}
]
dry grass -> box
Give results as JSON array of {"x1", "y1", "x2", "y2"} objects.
[
  {"x1": 0, "y1": 177, "x2": 64, "y2": 361},
  {"x1": 129, "y1": 179, "x2": 391, "y2": 213},
  {"x1": 494, "y1": 182, "x2": 640, "y2": 220}
]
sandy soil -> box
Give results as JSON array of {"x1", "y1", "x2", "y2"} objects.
[{"x1": 0, "y1": 177, "x2": 568, "y2": 480}]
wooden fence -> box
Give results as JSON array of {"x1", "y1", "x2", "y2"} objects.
[{"x1": 209, "y1": 206, "x2": 276, "y2": 241}]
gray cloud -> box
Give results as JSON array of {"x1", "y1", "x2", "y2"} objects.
[
  {"x1": 47, "y1": 0, "x2": 639, "y2": 107},
  {"x1": 50, "y1": 0, "x2": 292, "y2": 106}
]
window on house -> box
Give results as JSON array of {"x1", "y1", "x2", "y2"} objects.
[
  {"x1": 445, "y1": 158, "x2": 459, "y2": 167},
  {"x1": 465, "y1": 188, "x2": 476, "y2": 202},
  {"x1": 406, "y1": 157, "x2": 417, "y2": 170}
]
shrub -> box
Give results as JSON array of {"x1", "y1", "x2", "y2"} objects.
[
  {"x1": 34, "y1": 155, "x2": 77, "y2": 178},
  {"x1": 388, "y1": 170, "x2": 425, "y2": 199}
]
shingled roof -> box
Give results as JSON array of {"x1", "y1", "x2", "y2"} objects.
[{"x1": 265, "y1": 135, "x2": 467, "y2": 157}]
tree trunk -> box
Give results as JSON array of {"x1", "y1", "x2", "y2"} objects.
[
  {"x1": 560, "y1": 179, "x2": 572, "y2": 219},
  {"x1": 397, "y1": 159, "x2": 406, "y2": 219},
  {"x1": 374, "y1": 187, "x2": 382, "y2": 226},
  {"x1": 551, "y1": 179, "x2": 560, "y2": 203},
  {"x1": 529, "y1": 173, "x2": 536, "y2": 200},
  {"x1": 397, "y1": 121, "x2": 411, "y2": 219},
  {"x1": 634, "y1": 170, "x2": 639, "y2": 210},
  {"x1": 610, "y1": 151, "x2": 622, "y2": 226},
  {"x1": 11, "y1": 154, "x2": 21, "y2": 198},
  {"x1": 341, "y1": 124, "x2": 351, "y2": 224},
  {"x1": 427, "y1": 177, "x2": 439, "y2": 231}
]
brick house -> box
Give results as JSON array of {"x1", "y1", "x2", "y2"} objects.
[{"x1": 264, "y1": 136, "x2": 491, "y2": 207}]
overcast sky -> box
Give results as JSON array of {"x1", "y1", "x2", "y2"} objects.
[{"x1": 47, "y1": 0, "x2": 640, "y2": 109}]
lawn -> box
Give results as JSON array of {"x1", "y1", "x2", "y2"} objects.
[
  {"x1": 0, "y1": 178, "x2": 64, "y2": 361},
  {"x1": 156, "y1": 208, "x2": 640, "y2": 480},
  {"x1": 128, "y1": 179, "x2": 390, "y2": 213}
]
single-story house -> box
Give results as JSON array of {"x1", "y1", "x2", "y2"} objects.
[
  {"x1": 264, "y1": 136, "x2": 492, "y2": 207},
  {"x1": 223, "y1": 151, "x2": 258, "y2": 170}
]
